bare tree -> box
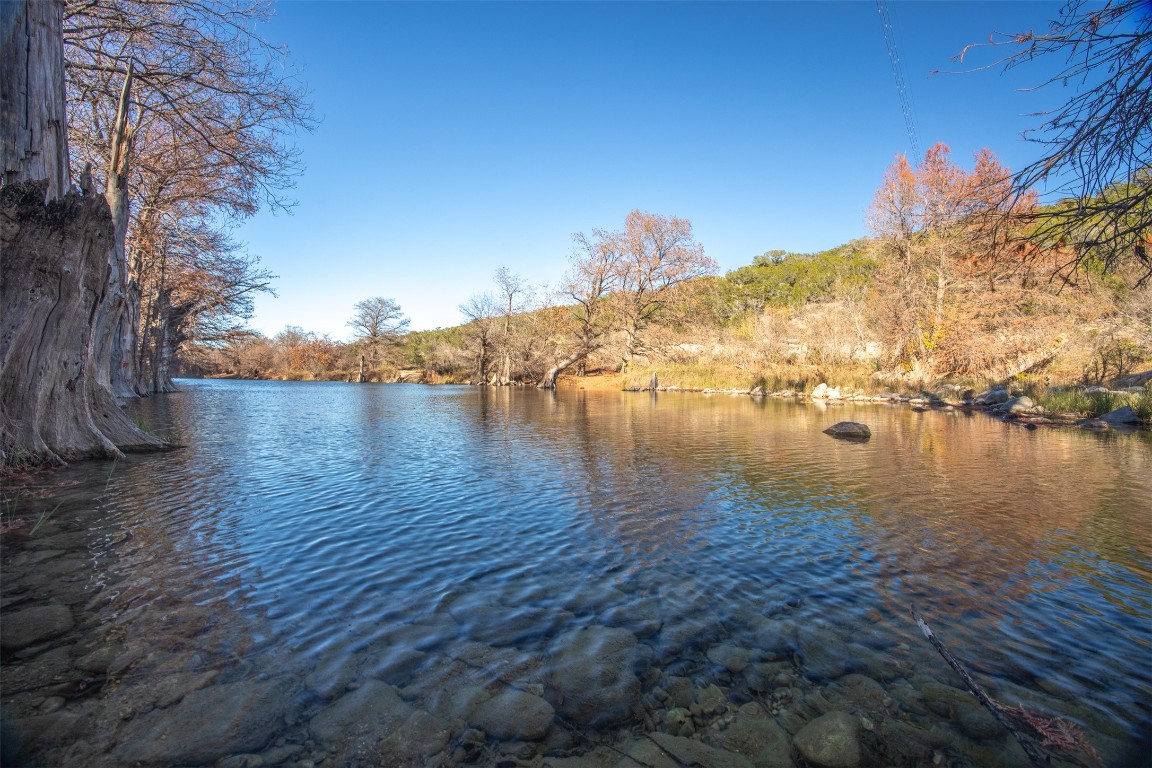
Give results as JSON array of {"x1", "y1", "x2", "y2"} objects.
[
  {"x1": 459, "y1": 293, "x2": 502, "y2": 384},
  {"x1": 145, "y1": 226, "x2": 275, "y2": 391},
  {"x1": 959, "y1": 0, "x2": 1151, "y2": 280},
  {"x1": 612, "y1": 210, "x2": 718, "y2": 370},
  {"x1": 869, "y1": 144, "x2": 1049, "y2": 378},
  {"x1": 63, "y1": 0, "x2": 310, "y2": 213},
  {"x1": 60, "y1": 0, "x2": 313, "y2": 394},
  {"x1": 537, "y1": 229, "x2": 621, "y2": 388},
  {"x1": 347, "y1": 296, "x2": 409, "y2": 380},
  {"x1": 493, "y1": 266, "x2": 525, "y2": 385},
  {"x1": 349, "y1": 296, "x2": 410, "y2": 341}
]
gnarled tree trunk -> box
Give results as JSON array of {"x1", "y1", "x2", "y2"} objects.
[
  {"x1": 0, "y1": 0, "x2": 165, "y2": 464},
  {"x1": 537, "y1": 351, "x2": 587, "y2": 390},
  {"x1": 1, "y1": 183, "x2": 165, "y2": 463}
]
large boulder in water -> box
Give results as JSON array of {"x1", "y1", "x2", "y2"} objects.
[
  {"x1": 547, "y1": 624, "x2": 640, "y2": 728},
  {"x1": 822, "y1": 422, "x2": 871, "y2": 441},
  {"x1": 1100, "y1": 405, "x2": 1142, "y2": 424}
]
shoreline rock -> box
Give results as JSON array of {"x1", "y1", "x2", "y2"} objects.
[{"x1": 636, "y1": 378, "x2": 1148, "y2": 431}]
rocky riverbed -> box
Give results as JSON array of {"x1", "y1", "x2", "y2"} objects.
[{"x1": 2, "y1": 501, "x2": 1141, "y2": 768}]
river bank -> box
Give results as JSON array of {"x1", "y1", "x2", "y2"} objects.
[
  {"x1": 203, "y1": 366, "x2": 1152, "y2": 430},
  {"x1": 625, "y1": 379, "x2": 1152, "y2": 431}
]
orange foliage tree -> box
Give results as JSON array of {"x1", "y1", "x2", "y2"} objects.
[{"x1": 868, "y1": 142, "x2": 1041, "y2": 377}]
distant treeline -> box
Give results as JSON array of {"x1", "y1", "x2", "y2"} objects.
[{"x1": 180, "y1": 150, "x2": 1152, "y2": 392}]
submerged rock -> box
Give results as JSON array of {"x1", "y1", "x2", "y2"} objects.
[
  {"x1": 548, "y1": 625, "x2": 640, "y2": 728},
  {"x1": 5, "y1": 711, "x2": 87, "y2": 762},
  {"x1": 378, "y1": 708, "x2": 453, "y2": 764},
  {"x1": 309, "y1": 679, "x2": 412, "y2": 746},
  {"x1": 828, "y1": 673, "x2": 888, "y2": 715},
  {"x1": 72, "y1": 643, "x2": 122, "y2": 675},
  {"x1": 113, "y1": 676, "x2": 296, "y2": 765},
  {"x1": 358, "y1": 645, "x2": 428, "y2": 687},
  {"x1": 304, "y1": 653, "x2": 359, "y2": 699},
  {"x1": 617, "y1": 732, "x2": 754, "y2": 768},
  {"x1": 597, "y1": 595, "x2": 662, "y2": 638},
  {"x1": 0, "y1": 604, "x2": 73, "y2": 652},
  {"x1": 798, "y1": 625, "x2": 855, "y2": 682},
  {"x1": 792, "y1": 710, "x2": 861, "y2": 768},
  {"x1": 704, "y1": 704, "x2": 792, "y2": 766},
  {"x1": 470, "y1": 687, "x2": 555, "y2": 740},
  {"x1": 822, "y1": 422, "x2": 871, "y2": 441},
  {"x1": 696, "y1": 683, "x2": 728, "y2": 716},
  {"x1": 664, "y1": 676, "x2": 697, "y2": 709},
  {"x1": 707, "y1": 644, "x2": 751, "y2": 673},
  {"x1": 1073, "y1": 418, "x2": 1110, "y2": 431},
  {"x1": 460, "y1": 604, "x2": 574, "y2": 646}
]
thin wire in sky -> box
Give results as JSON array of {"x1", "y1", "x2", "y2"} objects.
[{"x1": 876, "y1": 0, "x2": 922, "y2": 160}]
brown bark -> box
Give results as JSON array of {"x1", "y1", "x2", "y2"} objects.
[
  {"x1": 1, "y1": 0, "x2": 165, "y2": 464},
  {"x1": 147, "y1": 291, "x2": 188, "y2": 394},
  {"x1": 0, "y1": 183, "x2": 165, "y2": 463},
  {"x1": 0, "y1": 0, "x2": 70, "y2": 200},
  {"x1": 537, "y1": 351, "x2": 587, "y2": 389}
]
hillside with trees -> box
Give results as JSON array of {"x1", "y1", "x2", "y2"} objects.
[
  {"x1": 181, "y1": 151, "x2": 1152, "y2": 403},
  {"x1": 178, "y1": 0, "x2": 1151, "y2": 401}
]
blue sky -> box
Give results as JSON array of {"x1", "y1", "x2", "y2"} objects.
[{"x1": 237, "y1": 0, "x2": 1069, "y2": 338}]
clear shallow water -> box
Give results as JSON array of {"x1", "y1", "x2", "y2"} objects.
[{"x1": 3, "y1": 379, "x2": 1151, "y2": 766}]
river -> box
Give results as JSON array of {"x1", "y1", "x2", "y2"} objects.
[{"x1": 2, "y1": 379, "x2": 1150, "y2": 767}]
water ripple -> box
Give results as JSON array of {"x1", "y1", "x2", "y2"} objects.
[{"x1": 54, "y1": 381, "x2": 1147, "y2": 757}]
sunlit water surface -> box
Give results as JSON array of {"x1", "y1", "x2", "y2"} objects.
[{"x1": 3, "y1": 379, "x2": 1150, "y2": 766}]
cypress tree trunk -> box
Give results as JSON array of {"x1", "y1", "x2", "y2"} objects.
[
  {"x1": 0, "y1": 0, "x2": 70, "y2": 198},
  {"x1": 0, "y1": 0, "x2": 166, "y2": 464},
  {"x1": 92, "y1": 64, "x2": 140, "y2": 401}
]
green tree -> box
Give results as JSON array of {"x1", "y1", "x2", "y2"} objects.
[{"x1": 724, "y1": 243, "x2": 875, "y2": 311}]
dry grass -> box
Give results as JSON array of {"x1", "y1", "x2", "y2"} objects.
[
  {"x1": 1030, "y1": 387, "x2": 1152, "y2": 420},
  {"x1": 556, "y1": 370, "x2": 628, "y2": 391},
  {"x1": 615, "y1": 361, "x2": 879, "y2": 393}
]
